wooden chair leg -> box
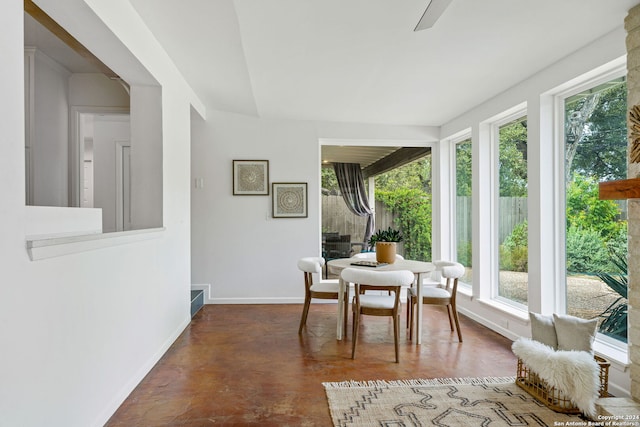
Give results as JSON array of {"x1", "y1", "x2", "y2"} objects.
[
  {"x1": 451, "y1": 305, "x2": 463, "y2": 342},
  {"x1": 298, "y1": 296, "x2": 311, "y2": 334},
  {"x1": 446, "y1": 304, "x2": 455, "y2": 331},
  {"x1": 405, "y1": 295, "x2": 411, "y2": 328},
  {"x1": 351, "y1": 309, "x2": 360, "y2": 360}
]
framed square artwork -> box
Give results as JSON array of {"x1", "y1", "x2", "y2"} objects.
[
  {"x1": 233, "y1": 160, "x2": 269, "y2": 195},
  {"x1": 272, "y1": 182, "x2": 308, "y2": 218}
]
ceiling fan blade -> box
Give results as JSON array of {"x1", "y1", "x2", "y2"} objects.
[{"x1": 414, "y1": 0, "x2": 453, "y2": 31}]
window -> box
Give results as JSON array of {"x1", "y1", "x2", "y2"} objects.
[
  {"x1": 563, "y1": 76, "x2": 628, "y2": 343},
  {"x1": 497, "y1": 116, "x2": 528, "y2": 306},
  {"x1": 24, "y1": 8, "x2": 163, "y2": 239},
  {"x1": 455, "y1": 138, "x2": 473, "y2": 284}
]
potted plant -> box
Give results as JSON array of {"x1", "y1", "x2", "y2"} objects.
[{"x1": 368, "y1": 227, "x2": 403, "y2": 264}]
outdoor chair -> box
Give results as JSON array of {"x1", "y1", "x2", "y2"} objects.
[
  {"x1": 342, "y1": 267, "x2": 415, "y2": 362},
  {"x1": 407, "y1": 261, "x2": 465, "y2": 342},
  {"x1": 298, "y1": 257, "x2": 349, "y2": 336}
]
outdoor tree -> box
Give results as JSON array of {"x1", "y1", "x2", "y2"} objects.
[
  {"x1": 321, "y1": 167, "x2": 339, "y2": 194},
  {"x1": 499, "y1": 119, "x2": 528, "y2": 197},
  {"x1": 374, "y1": 157, "x2": 431, "y2": 193},
  {"x1": 456, "y1": 139, "x2": 472, "y2": 197},
  {"x1": 566, "y1": 81, "x2": 627, "y2": 182}
]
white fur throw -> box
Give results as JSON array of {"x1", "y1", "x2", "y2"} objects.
[{"x1": 512, "y1": 338, "x2": 600, "y2": 416}]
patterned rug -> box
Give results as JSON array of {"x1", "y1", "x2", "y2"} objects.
[{"x1": 323, "y1": 377, "x2": 586, "y2": 426}]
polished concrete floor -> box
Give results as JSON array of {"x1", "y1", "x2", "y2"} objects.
[{"x1": 105, "y1": 303, "x2": 517, "y2": 426}]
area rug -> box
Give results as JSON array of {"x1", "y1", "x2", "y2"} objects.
[{"x1": 323, "y1": 377, "x2": 586, "y2": 427}]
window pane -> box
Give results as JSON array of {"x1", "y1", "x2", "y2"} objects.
[
  {"x1": 498, "y1": 117, "x2": 528, "y2": 305},
  {"x1": 455, "y1": 138, "x2": 473, "y2": 284},
  {"x1": 564, "y1": 77, "x2": 628, "y2": 343}
]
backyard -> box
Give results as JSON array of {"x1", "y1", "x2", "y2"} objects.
[{"x1": 498, "y1": 270, "x2": 620, "y2": 320}]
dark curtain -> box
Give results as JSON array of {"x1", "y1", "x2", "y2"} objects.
[{"x1": 333, "y1": 163, "x2": 375, "y2": 248}]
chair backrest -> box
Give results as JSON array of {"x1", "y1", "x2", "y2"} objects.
[
  {"x1": 435, "y1": 261, "x2": 465, "y2": 297},
  {"x1": 341, "y1": 268, "x2": 414, "y2": 287},
  {"x1": 324, "y1": 237, "x2": 351, "y2": 259},
  {"x1": 342, "y1": 267, "x2": 414, "y2": 310},
  {"x1": 297, "y1": 257, "x2": 324, "y2": 274},
  {"x1": 297, "y1": 257, "x2": 325, "y2": 291}
]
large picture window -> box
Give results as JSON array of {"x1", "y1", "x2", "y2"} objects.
[
  {"x1": 455, "y1": 138, "x2": 473, "y2": 285},
  {"x1": 497, "y1": 116, "x2": 528, "y2": 306},
  {"x1": 563, "y1": 76, "x2": 628, "y2": 343}
]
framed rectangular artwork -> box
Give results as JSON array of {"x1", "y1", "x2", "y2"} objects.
[
  {"x1": 272, "y1": 182, "x2": 308, "y2": 218},
  {"x1": 233, "y1": 160, "x2": 269, "y2": 195}
]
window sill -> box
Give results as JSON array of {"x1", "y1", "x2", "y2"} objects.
[
  {"x1": 476, "y1": 300, "x2": 628, "y2": 369},
  {"x1": 476, "y1": 297, "x2": 530, "y2": 323},
  {"x1": 593, "y1": 336, "x2": 629, "y2": 368},
  {"x1": 26, "y1": 227, "x2": 165, "y2": 260}
]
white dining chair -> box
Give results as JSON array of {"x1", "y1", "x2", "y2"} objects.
[
  {"x1": 341, "y1": 267, "x2": 415, "y2": 362},
  {"x1": 406, "y1": 259, "x2": 444, "y2": 328},
  {"x1": 298, "y1": 257, "x2": 349, "y2": 335},
  {"x1": 407, "y1": 261, "x2": 465, "y2": 342}
]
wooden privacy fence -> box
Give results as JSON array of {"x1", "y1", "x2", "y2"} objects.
[
  {"x1": 321, "y1": 196, "x2": 396, "y2": 247},
  {"x1": 323, "y1": 195, "x2": 530, "y2": 249},
  {"x1": 456, "y1": 196, "x2": 528, "y2": 244}
]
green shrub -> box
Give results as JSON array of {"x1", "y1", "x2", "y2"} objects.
[
  {"x1": 456, "y1": 240, "x2": 472, "y2": 268},
  {"x1": 565, "y1": 226, "x2": 610, "y2": 274},
  {"x1": 376, "y1": 188, "x2": 432, "y2": 262},
  {"x1": 500, "y1": 221, "x2": 528, "y2": 272}
]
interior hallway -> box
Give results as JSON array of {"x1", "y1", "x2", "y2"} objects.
[{"x1": 106, "y1": 303, "x2": 517, "y2": 426}]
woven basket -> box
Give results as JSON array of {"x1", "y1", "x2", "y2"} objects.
[{"x1": 515, "y1": 355, "x2": 610, "y2": 414}]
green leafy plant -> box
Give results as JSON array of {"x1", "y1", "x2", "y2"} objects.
[
  {"x1": 376, "y1": 188, "x2": 432, "y2": 261},
  {"x1": 596, "y1": 250, "x2": 628, "y2": 342},
  {"x1": 500, "y1": 221, "x2": 528, "y2": 272},
  {"x1": 368, "y1": 226, "x2": 403, "y2": 246},
  {"x1": 565, "y1": 226, "x2": 611, "y2": 274}
]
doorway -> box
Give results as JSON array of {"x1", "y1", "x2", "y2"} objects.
[{"x1": 71, "y1": 107, "x2": 131, "y2": 232}]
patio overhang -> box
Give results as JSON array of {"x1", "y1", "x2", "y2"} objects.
[{"x1": 321, "y1": 146, "x2": 431, "y2": 179}]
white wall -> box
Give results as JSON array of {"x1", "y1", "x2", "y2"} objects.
[
  {"x1": 69, "y1": 73, "x2": 130, "y2": 107},
  {"x1": 190, "y1": 110, "x2": 437, "y2": 302},
  {"x1": 93, "y1": 116, "x2": 130, "y2": 232},
  {"x1": 31, "y1": 49, "x2": 69, "y2": 207},
  {"x1": 0, "y1": 1, "x2": 202, "y2": 426},
  {"x1": 130, "y1": 85, "x2": 163, "y2": 230}
]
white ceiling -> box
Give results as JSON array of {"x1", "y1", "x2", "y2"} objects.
[{"x1": 126, "y1": 0, "x2": 638, "y2": 127}]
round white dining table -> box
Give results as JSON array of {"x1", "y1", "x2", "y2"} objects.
[{"x1": 327, "y1": 257, "x2": 434, "y2": 345}]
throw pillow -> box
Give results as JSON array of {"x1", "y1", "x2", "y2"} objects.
[
  {"x1": 529, "y1": 312, "x2": 558, "y2": 349},
  {"x1": 553, "y1": 313, "x2": 597, "y2": 352}
]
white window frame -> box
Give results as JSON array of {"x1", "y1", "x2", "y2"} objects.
[
  {"x1": 451, "y1": 132, "x2": 473, "y2": 290},
  {"x1": 490, "y1": 105, "x2": 529, "y2": 309},
  {"x1": 551, "y1": 62, "x2": 627, "y2": 351}
]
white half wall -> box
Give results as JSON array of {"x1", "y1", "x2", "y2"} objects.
[{"x1": 1, "y1": 1, "x2": 201, "y2": 426}]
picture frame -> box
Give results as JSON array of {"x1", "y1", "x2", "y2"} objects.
[
  {"x1": 233, "y1": 160, "x2": 269, "y2": 195},
  {"x1": 272, "y1": 182, "x2": 308, "y2": 218}
]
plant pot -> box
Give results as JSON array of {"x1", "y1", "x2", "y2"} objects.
[{"x1": 376, "y1": 242, "x2": 397, "y2": 264}]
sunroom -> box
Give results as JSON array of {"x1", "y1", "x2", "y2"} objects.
[{"x1": 6, "y1": 1, "x2": 640, "y2": 425}]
